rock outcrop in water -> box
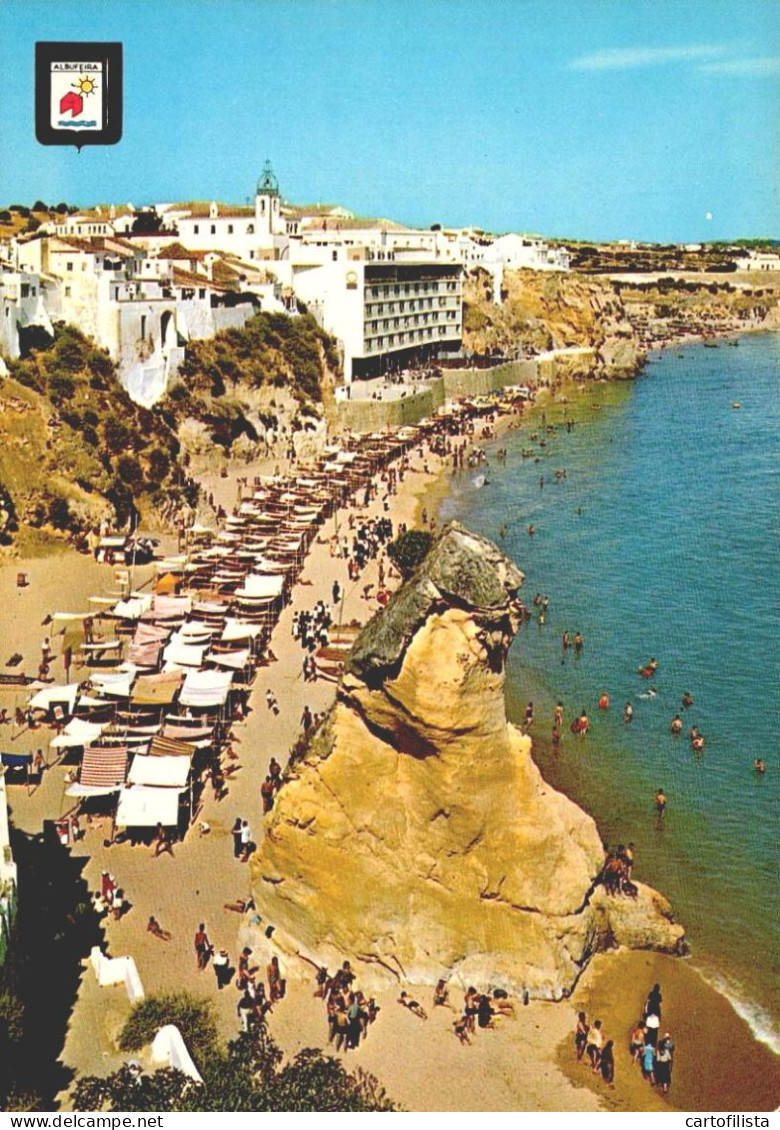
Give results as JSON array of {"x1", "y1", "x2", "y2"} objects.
[{"x1": 250, "y1": 524, "x2": 684, "y2": 996}]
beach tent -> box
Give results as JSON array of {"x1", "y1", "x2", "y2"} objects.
[
  {"x1": 112, "y1": 594, "x2": 153, "y2": 620},
  {"x1": 205, "y1": 648, "x2": 250, "y2": 670},
  {"x1": 66, "y1": 745, "x2": 128, "y2": 796},
  {"x1": 127, "y1": 753, "x2": 191, "y2": 789},
  {"x1": 221, "y1": 619, "x2": 262, "y2": 642},
  {"x1": 50, "y1": 719, "x2": 107, "y2": 749},
  {"x1": 28, "y1": 683, "x2": 81, "y2": 714},
  {"x1": 131, "y1": 672, "x2": 182, "y2": 706},
  {"x1": 179, "y1": 669, "x2": 233, "y2": 708},
  {"x1": 155, "y1": 573, "x2": 180, "y2": 596},
  {"x1": 115, "y1": 784, "x2": 181, "y2": 829},
  {"x1": 162, "y1": 641, "x2": 207, "y2": 669},
  {"x1": 141, "y1": 595, "x2": 192, "y2": 622},
  {"x1": 235, "y1": 574, "x2": 285, "y2": 600}
]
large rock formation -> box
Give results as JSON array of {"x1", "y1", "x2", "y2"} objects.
[
  {"x1": 250, "y1": 524, "x2": 684, "y2": 996},
  {"x1": 463, "y1": 269, "x2": 641, "y2": 377}
]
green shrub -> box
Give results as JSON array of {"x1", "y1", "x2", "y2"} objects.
[
  {"x1": 118, "y1": 992, "x2": 218, "y2": 1070},
  {"x1": 387, "y1": 528, "x2": 434, "y2": 578}
]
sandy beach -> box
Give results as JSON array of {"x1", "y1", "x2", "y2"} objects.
[{"x1": 1, "y1": 388, "x2": 777, "y2": 1112}]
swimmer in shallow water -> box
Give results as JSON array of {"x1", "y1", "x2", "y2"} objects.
[{"x1": 753, "y1": 758, "x2": 766, "y2": 774}]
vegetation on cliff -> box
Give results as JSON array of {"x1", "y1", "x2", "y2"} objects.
[
  {"x1": 159, "y1": 311, "x2": 340, "y2": 453},
  {"x1": 2, "y1": 325, "x2": 193, "y2": 550},
  {"x1": 71, "y1": 993, "x2": 396, "y2": 1112},
  {"x1": 463, "y1": 268, "x2": 638, "y2": 372}
]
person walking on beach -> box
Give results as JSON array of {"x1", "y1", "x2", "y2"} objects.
[
  {"x1": 655, "y1": 1033, "x2": 674, "y2": 1094},
  {"x1": 575, "y1": 1011, "x2": 589, "y2": 1061},
  {"x1": 153, "y1": 822, "x2": 174, "y2": 857},
  {"x1": 231, "y1": 817, "x2": 244, "y2": 858},
  {"x1": 599, "y1": 1040, "x2": 615, "y2": 1087},
  {"x1": 194, "y1": 923, "x2": 212, "y2": 970},
  {"x1": 586, "y1": 1019, "x2": 604, "y2": 1072},
  {"x1": 213, "y1": 948, "x2": 231, "y2": 990}
]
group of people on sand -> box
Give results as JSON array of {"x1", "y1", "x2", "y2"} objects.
[
  {"x1": 576, "y1": 982, "x2": 675, "y2": 1097},
  {"x1": 189, "y1": 919, "x2": 284, "y2": 1027},
  {"x1": 630, "y1": 983, "x2": 675, "y2": 1095},
  {"x1": 311, "y1": 960, "x2": 380, "y2": 1053},
  {"x1": 574, "y1": 1013, "x2": 615, "y2": 1087},
  {"x1": 428, "y1": 980, "x2": 515, "y2": 1045},
  {"x1": 93, "y1": 870, "x2": 130, "y2": 920}
]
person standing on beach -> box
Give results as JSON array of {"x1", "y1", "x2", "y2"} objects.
[
  {"x1": 153, "y1": 823, "x2": 174, "y2": 858},
  {"x1": 655, "y1": 1034, "x2": 674, "y2": 1094},
  {"x1": 575, "y1": 1011, "x2": 589, "y2": 1061},
  {"x1": 232, "y1": 817, "x2": 243, "y2": 858},
  {"x1": 586, "y1": 1019, "x2": 604, "y2": 1072},
  {"x1": 194, "y1": 923, "x2": 211, "y2": 970},
  {"x1": 599, "y1": 1040, "x2": 615, "y2": 1087}
]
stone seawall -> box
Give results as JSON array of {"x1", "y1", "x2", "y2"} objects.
[{"x1": 330, "y1": 349, "x2": 598, "y2": 433}]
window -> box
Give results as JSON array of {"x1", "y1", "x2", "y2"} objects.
[
  {"x1": 194, "y1": 224, "x2": 199, "y2": 234},
  {"x1": 228, "y1": 224, "x2": 234, "y2": 234},
  {"x1": 21, "y1": 284, "x2": 29, "y2": 298},
  {"x1": 199, "y1": 288, "x2": 206, "y2": 299},
  {"x1": 210, "y1": 224, "x2": 216, "y2": 235},
  {"x1": 66, "y1": 261, "x2": 73, "y2": 271},
  {"x1": 64, "y1": 286, "x2": 71, "y2": 297},
  {"x1": 140, "y1": 315, "x2": 146, "y2": 338},
  {"x1": 82, "y1": 261, "x2": 87, "y2": 271},
  {"x1": 247, "y1": 223, "x2": 254, "y2": 234}
]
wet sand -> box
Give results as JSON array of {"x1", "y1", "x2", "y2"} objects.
[{"x1": 564, "y1": 951, "x2": 780, "y2": 1112}]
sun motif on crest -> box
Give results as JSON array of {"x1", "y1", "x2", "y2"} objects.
[{"x1": 72, "y1": 75, "x2": 97, "y2": 97}]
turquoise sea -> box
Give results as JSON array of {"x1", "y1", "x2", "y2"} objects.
[{"x1": 440, "y1": 333, "x2": 780, "y2": 1051}]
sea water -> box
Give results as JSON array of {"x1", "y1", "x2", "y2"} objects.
[{"x1": 440, "y1": 333, "x2": 780, "y2": 1052}]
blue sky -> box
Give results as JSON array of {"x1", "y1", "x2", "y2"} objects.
[{"x1": 0, "y1": 0, "x2": 777, "y2": 242}]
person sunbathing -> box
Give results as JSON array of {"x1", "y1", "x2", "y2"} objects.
[
  {"x1": 147, "y1": 916, "x2": 172, "y2": 941},
  {"x1": 397, "y1": 991, "x2": 427, "y2": 1019}
]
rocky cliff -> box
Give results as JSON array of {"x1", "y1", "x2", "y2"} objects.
[
  {"x1": 464, "y1": 269, "x2": 640, "y2": 376},
  {"x1": 250, "y1": 524, "x2": 684, "y2": 996}
]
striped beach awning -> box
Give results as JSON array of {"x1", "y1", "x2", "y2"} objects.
[{"x1": 79, "y1": 745, "x2": 128, "y2": 789}]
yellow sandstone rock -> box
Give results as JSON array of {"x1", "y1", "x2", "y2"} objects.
[{"x1": 251, "y1": 524, "x2": 684, "y2": 996}]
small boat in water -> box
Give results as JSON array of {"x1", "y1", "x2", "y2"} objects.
[{"x1": 732, "y1": 402, "x2": 741, "y2": 409}]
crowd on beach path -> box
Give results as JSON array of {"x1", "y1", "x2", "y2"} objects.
[{"x1": 576, "y1": 982, "x2": 675, "y2": 1098}]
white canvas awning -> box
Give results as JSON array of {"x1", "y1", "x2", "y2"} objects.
[
  {"x1": 205, "y1": 648, "x2": 250, "y2": 670},
  {"x1": 50, "y1": 719, "x2": 107, "y2": 749},
  {"x1": 89, "y1": 667, "x2": 137, "y2": 698},
  {"x1": 179, "y1": 669, "x2": 233, "y2": 708},
  {"x1": 113, "y1": 594, "x2": 153, "y2": 620},
  {"x1": 128, "y1": 753, "x2": 191, "y2": 788},
  {"x1": 29, "y1": 683, "x2": 81, "y2": 713},
  {"x1": 162, "y1": 641, "x2": 206, "y2": 669},
  {"x1": 115, "y1": 785, "x2": 181, "y2": 828},
  {"x1": 221, "y1": 619, "x2": 262, "y2": 642},
  {"x1": 235, "y1": 574, "x2": 284, "y2": 600}
]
